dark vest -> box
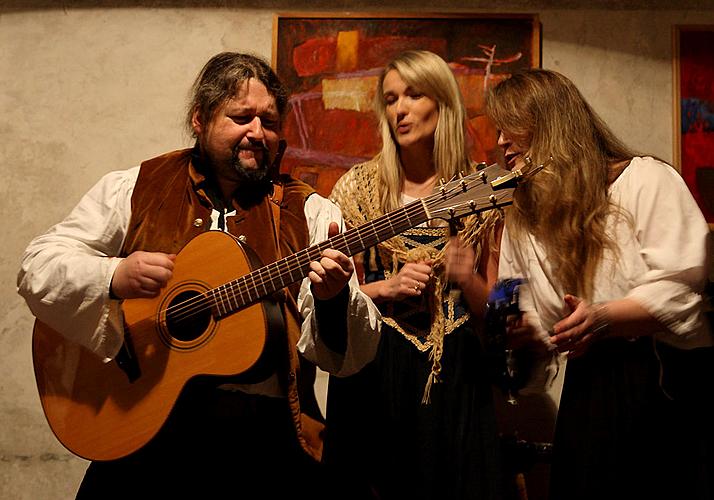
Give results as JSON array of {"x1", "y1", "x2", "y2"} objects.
[{"x1": 120, "y1": 148, "x2": 324, "y2": 460}]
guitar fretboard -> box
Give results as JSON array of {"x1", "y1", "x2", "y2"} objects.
[{"x1": 209, "y1": 199, "x2": 429, "y2": 317}]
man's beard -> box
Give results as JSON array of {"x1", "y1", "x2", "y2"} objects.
[
  {"x1": 231, "y1": 143, "x2": 272, "y2": 184},
  {"x1": 230, "y1": 143, "x2": 273, "y2": 208}
]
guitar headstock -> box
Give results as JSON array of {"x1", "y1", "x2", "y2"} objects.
[{"x1": 424, "y1": 157, "x2": 549, "y2": 222}]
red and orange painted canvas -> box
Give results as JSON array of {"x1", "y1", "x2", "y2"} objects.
[
  {"x1": 273, "y1": 13, "x2": 540, "y2": 196},
  {"x1": 675, "y1": 26, "x2": 714, "y2": 224}
]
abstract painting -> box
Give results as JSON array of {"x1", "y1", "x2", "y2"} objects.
[
  {"x1": 273, "y1": 13, "x2": 540, "y2": 196},
  {"x1": 674, "y1": 25, "x2": 714, "y2": 224}
]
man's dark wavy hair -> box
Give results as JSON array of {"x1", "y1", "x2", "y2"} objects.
[{"x1": 186, "y1": 52, "x2": 288, "y2": 137}]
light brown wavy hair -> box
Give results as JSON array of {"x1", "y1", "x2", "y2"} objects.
[
  {"x1": 374, "y1": 50, "x2": 471, "y2": 214},
  {"x1": 485, "y1": 69, "x2": 635, "y2": 299}
]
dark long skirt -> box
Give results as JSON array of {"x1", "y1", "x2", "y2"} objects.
[
  {"x1": 549, "y1": 337, "x2": 714, "y2": 500},
  {"x1": 323, "y1": 325, "x2": 505, "y2": 500}
]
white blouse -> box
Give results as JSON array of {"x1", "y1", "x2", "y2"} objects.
[{"x1": 499, "y1": 156, "x2": 713, "y2": 350}]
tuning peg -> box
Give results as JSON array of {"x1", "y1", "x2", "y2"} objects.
[
  {"x1": 487, "y1": 194, "x2": 506, "y2": 218},
  {"x1": 476, "y1": 161, "x2": 488, "y2": 171},
  {"x1": 468, "y1": 211, "x2": 484, "y2": 229},
  {"x1": 479, "y1": 171, "x2": 488, "y2": 183}
]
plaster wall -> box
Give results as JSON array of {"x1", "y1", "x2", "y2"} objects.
[{"x1": 2, "y1": 2, "x2": 713, "y2": 498}]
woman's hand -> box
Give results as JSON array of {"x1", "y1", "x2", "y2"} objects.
[
  {"x1": 444, "y1": 236, "x2": 477, "y2": 289},
  {"x1": 363, "y1": 261, "x2": 432, "y2": 302},
  {"x1": 551, "y1": 294, "x2": 609, "y2": 358}
]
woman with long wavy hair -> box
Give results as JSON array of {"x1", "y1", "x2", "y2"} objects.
[
  {"x1": 487, "y1": 69, "x2": 713, "y2": 500},
  {"x1": 323, "y1": 50, "x2": 509, "y2": 500}
]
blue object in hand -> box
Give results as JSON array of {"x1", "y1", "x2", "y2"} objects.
[{"x1": 484, "y1": 278, "x2": 525, "y2": 403}]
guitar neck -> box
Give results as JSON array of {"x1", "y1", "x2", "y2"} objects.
[
  {"x1": 210, "y1": 199, "x2": 429, "y2": 317},
  {"x1": 209, "y1": 159, "x2": 528, "y2": 318}
]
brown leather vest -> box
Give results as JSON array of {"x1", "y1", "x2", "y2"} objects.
[{"x1": 120, "y1": 148, "x2": 324, "y2": 460}]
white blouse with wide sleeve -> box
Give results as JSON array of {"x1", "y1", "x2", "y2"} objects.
[
  {"x1": 17, "y1": 167, "x2": 139, "y2": 360},
  {"x1": 499, "y1": 156, "x2": 712, "y2": 349}
]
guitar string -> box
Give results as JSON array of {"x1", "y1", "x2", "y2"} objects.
[
  {"x1": 159, "y1": 185, "x2": 508, "y2": 324},
  {"x1": 161, "y1": 190, "x2": 508, "y2": 325},
  {"x1": 161, "y1": 197, "x2": 427, "y2": 324}
]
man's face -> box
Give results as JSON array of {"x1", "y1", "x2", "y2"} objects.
[{"x1": 193, "y1": 78, "x2": 281, "y2": 183}]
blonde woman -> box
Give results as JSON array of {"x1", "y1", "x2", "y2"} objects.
[
  {"x1": 324, "y1": 50, "x2": 506, "y2": 500},
  {"x1": 487, "y1": 69, "x2": 714, "y2": 500}
]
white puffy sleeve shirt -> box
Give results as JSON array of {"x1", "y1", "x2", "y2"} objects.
[
  {"x1": 17, "y1": 167, "x2": 381, "y2": 394},
  {"x1": 499, "y1": 157, "x2": 713, "y2": 350}
]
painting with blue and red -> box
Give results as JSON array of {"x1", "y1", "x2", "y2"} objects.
[{"x1": 679, "y1": 28, "x2": 714, "y2": 223}]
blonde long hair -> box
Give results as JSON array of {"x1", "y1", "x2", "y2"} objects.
[
  {"x1": 375, "y1": 50, "x2": 471, "y2": 214},
  {"x1": 486, "y1": 69, "x2": 635, "y2": 299}
]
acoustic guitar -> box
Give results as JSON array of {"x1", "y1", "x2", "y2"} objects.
[{"x1": 32, "y1": 160, "x2": 538, "y2": 461}]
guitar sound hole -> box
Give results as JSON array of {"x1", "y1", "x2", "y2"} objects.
[{"x1": 165, "y1": 290, "x2": 211, "y2": 342}]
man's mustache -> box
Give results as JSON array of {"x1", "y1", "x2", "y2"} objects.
[
  {"x1": 232, "y1": 142, "x2": 270, "y2": 159},
  {"x1": 231, "y1": 140, "x2": 287, "y2": 175}
]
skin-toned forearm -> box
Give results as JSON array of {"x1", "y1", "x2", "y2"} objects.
[
  {"x1": 553, "y1": 296, "x2": 661, "y2": 340},
  {"x1": 551, "y1": 295, "x2": 664, "y2": 358},
  {"x1": 444, "y1": 233, "x2": 500, "y2": 319},
  {"x1": 454, "y1": 272, "x2": 489, "y2": 318},
  {"x1": 360, "y1": 281, "x2": 386, "y2": 302},
  {"x1": 585, "y1": 297, "x2": 662, "y2": 339},
  {"x1": 360, "y1": 261, "x2": 432, "y2": 303},
  {"x1": 360, "y1": 273, "x2": 488, "y2": 322}
]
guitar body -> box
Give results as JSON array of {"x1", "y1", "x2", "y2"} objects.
[{"x1": 32, "y1": 231, "x2": 274, "y2": 461}]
